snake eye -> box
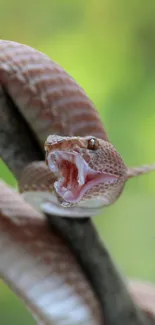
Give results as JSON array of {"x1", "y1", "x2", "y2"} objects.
[{"x1": 87, "y1": 137, "x2": 99, "y2": 150}]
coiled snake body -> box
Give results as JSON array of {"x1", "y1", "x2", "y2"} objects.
[
  {"x1": 0, "y1": 40, "x2": 155, "y2": 324},
  {"x1": 0, "y1": 40, "x2": 155, "y2": 217}
]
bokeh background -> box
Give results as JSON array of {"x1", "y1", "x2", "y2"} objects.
[{"x1": 0, "y1": 0, "x2": 155, "y2": 323}]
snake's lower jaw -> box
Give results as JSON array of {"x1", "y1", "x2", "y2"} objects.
[
  {"x1": 42, "y1": 201, "x2": 102, "y2": 218},
  {"x1": 21, "y1": 190, "x2": 102, "y2": 218}
]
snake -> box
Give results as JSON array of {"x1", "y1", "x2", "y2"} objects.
[
  {"x1": 0, "y1": 39, "x2": 155, "y2": 324},
  {"x1": 0, "y1": 40, "x2": 155, "y2": 218}
]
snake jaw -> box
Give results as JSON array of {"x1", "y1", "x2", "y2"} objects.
[{"x1": 47, "y1": 150, "x2": 119, "y2": 205}]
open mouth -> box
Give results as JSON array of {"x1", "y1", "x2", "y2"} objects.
[{"x1": 47, "y1": 150, "x2": 119, "y2": 204}]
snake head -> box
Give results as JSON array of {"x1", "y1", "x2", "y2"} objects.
[{"x1": 45, "y1": 135, "x2": 127, "y2": 209}]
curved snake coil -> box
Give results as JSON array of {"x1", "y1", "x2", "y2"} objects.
[{"x1": 0, "y1": 40, "x2": 155, "y2": 324}]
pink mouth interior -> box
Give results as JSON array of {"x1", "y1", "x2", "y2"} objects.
[{"x1": 47, "y1": 151, "x2": 119, "y2": 203}]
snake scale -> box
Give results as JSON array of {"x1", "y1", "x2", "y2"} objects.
[{"x1": 0, "y1": 40, "x2": 155, "y2": 324}]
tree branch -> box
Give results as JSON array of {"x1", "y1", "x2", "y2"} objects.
[{"x1": 0, "y1": 86, "x2": 42, "y2": 178}]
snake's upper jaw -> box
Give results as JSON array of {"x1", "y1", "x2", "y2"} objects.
[{"x1": 46, "y1": 150, "x2": 119, "y2": 205}]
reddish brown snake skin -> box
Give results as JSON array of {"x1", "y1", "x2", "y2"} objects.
[{"x1": 0, "y1": 40, "x2": 155, "y2": 324}]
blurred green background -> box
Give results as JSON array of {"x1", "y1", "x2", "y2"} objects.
[{"x1": 0, "y1": 0, "x2": 155, "y2": 323}]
